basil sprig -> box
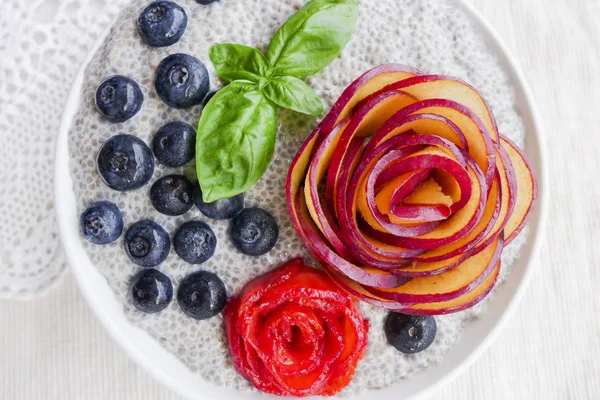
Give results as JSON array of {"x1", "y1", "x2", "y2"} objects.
[
  {"x1": 197, "y1": 0, "x2": 358, "y2": 202},
  {"x1": 266, "y1": 0, "x2": 360, "y2": 78},
  {"x1": 209, "y1": 44, "x2": 271, "y2": 84},
  {"x1": 263, "y1": 76, "x2": 324, "y2": 116}
]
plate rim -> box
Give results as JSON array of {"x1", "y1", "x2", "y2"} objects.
[{"x1": 54, "y1": 1, "x2": 549, "y2": 399}]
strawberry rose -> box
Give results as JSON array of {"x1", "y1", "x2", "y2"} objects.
[{"x1": 223, "y1": 258, "x2": 368, "y2": 397}]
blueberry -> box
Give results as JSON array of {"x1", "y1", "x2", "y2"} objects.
[
  {"x1": 97, "y1": 134, "x2": 154, "y2": 191},
  {"x1": 192, "y1": 185, "x2": 244, "y2": 220},
  {"x1": 95, "y1": 75, "x2": 143, "y2": 123},
  {"x1": 150, "y1": 175, "x2": 194, "y2": 216},
  {"x1": 173, "y1": 221, "x2": 216, "y2": 264},
  {"x1": 80, "y1": 201, "x2": 123, "y2": 245},
  {"x1": 152, "y1": 121, "x2": 196, "y2": 167},
  {"x1": 130, "y1": 269, "x2": 173, "y2": 313},
  {"x1": 124, "y1": 220, "x2": 171, "y2": 267},
  {"x1": 138, "y1": 1, "x2": 188, "y2": 48},
  {"x1": 195, "y1": 0, "x2": 219, "y2": 5},
  {"x1": 384, "y1": 313, "x2": 437, "y2": 354},
  {"x1": 155, "y1": 53, "x2": 210, "y2": 109},
  {"x1": 177, "y1": 270, "x2": 227, "y2": 320},
  {"x1": 202, "y1": 90, "x2": 218, "y2": 106},
  {"x1": 230, "y1": 207, "x2": 278, "y2": 256}
]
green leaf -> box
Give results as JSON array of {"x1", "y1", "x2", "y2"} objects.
[
  {"x1": 263, "y1": 76, "x2": 324, "y2": 116},
  {"x1": 266, "y1": 0, "x2": 359, "y2": 78},
  {"x1": 196, "y1": 81, "x2": 277, "y2": 202},
  {"x1": 209, "y1": 44, "x2": 272, "y2": 83}
]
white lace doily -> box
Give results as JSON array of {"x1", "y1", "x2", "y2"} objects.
[{"x1": 0, "y1": 0, "x2": 129, "y2": 299}]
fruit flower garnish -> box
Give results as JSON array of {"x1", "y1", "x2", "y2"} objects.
[
  {"x1": 286, "y1": 64, "x2": 537, "y2": 315},
  {"x1": 223, "y1": 258, "x2": 368, "y2": 397}
]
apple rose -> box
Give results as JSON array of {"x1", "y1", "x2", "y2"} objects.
[
  {"x1": 223, "y1": 258, "x2": 368, "y2": 397},
  {"x1": 286, "y1": 64, "x2": 537, "y2": 315}
]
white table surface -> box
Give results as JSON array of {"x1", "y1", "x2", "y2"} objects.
[{"x1": 2, "y1": 0, "x2": 599, "y2": 398}]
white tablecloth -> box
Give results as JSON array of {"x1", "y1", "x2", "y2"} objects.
[{"x1": 1, "y1": 0, "x2": 599, "y2": 398}]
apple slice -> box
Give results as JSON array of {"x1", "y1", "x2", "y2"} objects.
[{"x1": 500, "y1": 136, "x2": 537, "y2": 244}]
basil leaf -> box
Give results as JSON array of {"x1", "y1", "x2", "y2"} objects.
[
  {"x1": 196, "y1": 81, "x2": 277, "y2": 202},
  {"x1": 266, "y1": 0, "x2": 358, "y2": 78},
  {"x1": 209, "y1": 44, "x2": 271, "y2": 83},
  {"x1": 263, "y1": 76, "x2": 324, "y2": 116}
]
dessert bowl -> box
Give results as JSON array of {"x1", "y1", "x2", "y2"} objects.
[{"x1": 54, "y1": 0, "x2": 547, "y2": 399}]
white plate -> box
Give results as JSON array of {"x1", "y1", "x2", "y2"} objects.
[{"x1": 54, "y1": 1, "x2": 548, "y2": 399}]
